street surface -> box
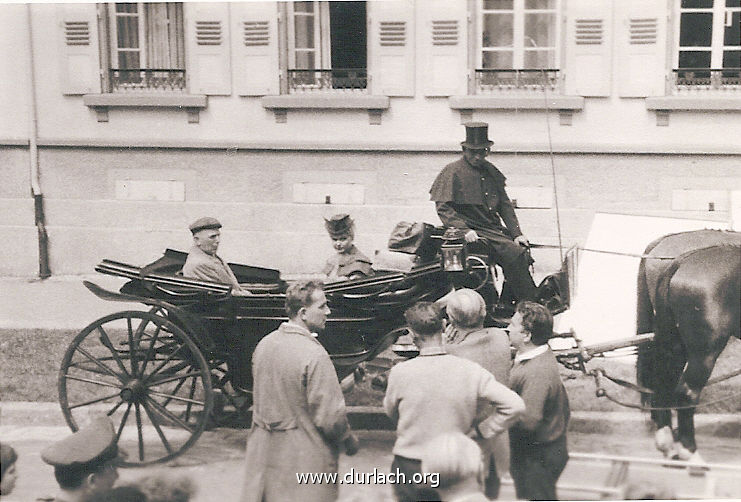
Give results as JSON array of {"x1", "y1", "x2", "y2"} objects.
[{"x1": 1, "y1": 415, "x2": 739, "y2": 501}]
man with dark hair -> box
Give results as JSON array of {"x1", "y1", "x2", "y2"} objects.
[
  {"x1": 430, "y1": 122, "x2": 537, "y2": 306},
  {"x1": 40, "y1": 418, "x2": 122, "y2": 502},
  {"x1": 507, "y1": 301, "x2": 570, "y2": 501},
  {"x1": 384, "y1": 301, "x2": 524, "y2": 501},
  {"x1": 241, "y1": 280, "x2": 359, "y2": 502}
]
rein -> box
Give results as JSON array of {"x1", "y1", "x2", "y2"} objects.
[{"x1": 529, "y1": 243, "x2": 676, "y2": 260}]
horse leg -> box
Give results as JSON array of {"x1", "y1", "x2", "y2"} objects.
[{"x1": 652, "y1": 340, "x2": 687, "y2": 458}]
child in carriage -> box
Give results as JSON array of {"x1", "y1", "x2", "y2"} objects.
[{"x1": 322, "y1": 214, "x2": 374, "y2": 282}]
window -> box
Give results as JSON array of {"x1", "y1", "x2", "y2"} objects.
[
  {"x1": 286, "y1": 1, "x2": 368, "y2": 93},
  {"x1": 476, "y1": 0, "x2": 561, "y2": 92},
  {"x1": 107, "y1": 3, "x2": 186, "y2": 92},
  {"x1": 674, "y1": 0, "x2": 741, "y2": 90}
]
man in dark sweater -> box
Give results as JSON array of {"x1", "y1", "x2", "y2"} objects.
[{"x1": 507, "y1": 301, "x2": 570, "y2": 500}]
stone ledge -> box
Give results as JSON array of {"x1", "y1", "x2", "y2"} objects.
[
  {"x1": 449, "y1": 95, "x2": 585, "y2": 125},
  {"x1": 645, "y1": 96, "x2": 741, "y2": 111},
  {"x1": 83, "y1": 93, "x2": 208, "y2": 123},
  {"x1": 261, "y1": 95, "x2": 390, "y2": 124}
]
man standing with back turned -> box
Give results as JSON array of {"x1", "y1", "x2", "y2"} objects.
[
  {"x1": 430, "y1": 122, "x2": 537, "y2": 305},
  {"x1": 240, "y1": 280, "x2": 359, "y2": 502}
]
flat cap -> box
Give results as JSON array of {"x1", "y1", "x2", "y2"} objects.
[
  {"x1": 324, "y1": 214, "x2": 354, "y2": 239},
  {"x1": 189, "y1": 216, "x2": 222, "y2": 234},
  {"x1": 41, "y1": 417, "x2": 120, "y2": 467}
]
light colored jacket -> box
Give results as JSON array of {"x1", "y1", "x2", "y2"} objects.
[
  {"x1": 182, "y1": 245, "x2": 242, "y2": 291},
  {"x1": 240, "y1": 322, "x2": 352, "y2": 502}
]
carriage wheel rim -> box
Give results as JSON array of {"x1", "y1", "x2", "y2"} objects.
[{"x1": 58, "y1": 310, "x2": 214, "y2": 466}]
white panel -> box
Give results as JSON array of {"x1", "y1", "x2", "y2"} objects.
[
  {"x1": 671, "y1": 190, "x2": 729, "y2": 211},
  {"x1": 424, "y1": 0, "x2": 468, "y2": 96},
  {"x1": 57, "y1": 4, "x2": 100, "y2": 95},
  {"x1": 185, "y1": 3, "x2": 231, "y2": 95},
  {"x1": 507, "y1": 186, "x2": 553, "y2": 209},
  {"x1": 368, "y1": 0, "x2": 415, "y2": 96},
  {"x1": 292, "y1": 183, "x2": 366, "y2": 204},
  {"x1": 564, "y1": 0, "x2": 612, "y2": 97},
  {"x1": 617, "y1": 0, "x2": 666, "y2": 97},
  {"x1": 115, "y1": 180, "x2": 186, "y2": 202},
  {"x1": 233, "y1": 2, "x2": 279, "y2": 96}
]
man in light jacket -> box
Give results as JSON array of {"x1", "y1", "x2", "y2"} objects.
[{"x1": 240, "y1": 280, "x2": 359, "y2": 502}]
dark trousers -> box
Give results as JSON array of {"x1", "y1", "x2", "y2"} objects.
[
  {"x1": 484, "y1": 453, "x2": 500, "y2": 499},
  {"x1": 391, "y1": 455, "x2": 440, "y2": 502},
  {"x1": 510, "y1": 434, "x2": 569, "y2": 501},
  {"x1": 470, "y1": 236, "x2": 537, "y2": 303}
]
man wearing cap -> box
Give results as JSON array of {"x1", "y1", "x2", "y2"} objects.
[
  {"x1": 430, "y1": 122, "x2": 537, "y2": 306},
  {"x1": 182, "y1": 216, "x2": 251, "y2": 296},
  {"x1": 322, "y1": 213, "x2": 373, "y2": 282},
  {"x1": 40, "y1": 417, "x2": 121, "y2": 502}
]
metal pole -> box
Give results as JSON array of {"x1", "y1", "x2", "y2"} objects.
[{"x1": 27, "y1": 4, "x2": 50, "y2": 279}]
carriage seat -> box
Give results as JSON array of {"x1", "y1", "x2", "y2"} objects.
[{"x1": 141, "y1": 248, "x2": 286, "y2": 293}]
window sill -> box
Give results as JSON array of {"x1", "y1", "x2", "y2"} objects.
[
  {"x1": 448, "y1": 95, "x2": 585, "y2": 125},
  {"x1": 83, "y1": 94, "x2": 208, "y2": 123},
  {"x1": 645, "y1": 96, "x2": 741, "y2": 126},
  {"x1": 261, "y1": 95, "x2": 391, "y2": 124}
]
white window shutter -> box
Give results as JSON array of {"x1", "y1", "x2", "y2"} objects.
[
  {"x1": 368, "y1": 0, "x2": 415, "y2": 96},
  {"x1": 564, "y1": 0, "x2": 612, "y2": 97},
  {"x1": 617, "y1": 0, "x2": 666, "y2": 97},
  {"x1": 232, "y1": 2, "x2": 279, "y2": 96},
  {"x1": 424, "y1": 0, "x2": 468, "y2": 96},
  {"x1": 185, "y1": 2, "x2": 231, "y2": 95},
  {"x1": 57, "y1": 4, "x2": 100, "y2": 95}
]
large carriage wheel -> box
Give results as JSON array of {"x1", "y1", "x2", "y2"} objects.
[{"x1": 59, "y1": 311, "x2": 214, "y2": 466}]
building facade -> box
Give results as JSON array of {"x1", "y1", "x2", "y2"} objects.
[{"x1": 1, "y1": 0, "x2": 740, "y2": 277}]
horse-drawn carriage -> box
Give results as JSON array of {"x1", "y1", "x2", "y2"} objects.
[
  {"x1": 58, "y1": 227, "x2": 571, "y2": 466},
  {"x1": 56, "y1": 226, "x2": 739, "y2": 468}
]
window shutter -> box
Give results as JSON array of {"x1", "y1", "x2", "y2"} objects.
[
  {"x1": 424, "y1": 0, "x2": 468, "y2": 96},
  {"x1": 564, "y1": 0, "x2": 612, "y2": 97},
  {"x1": 232, "y1": 2, "x2": 279, "y2": 96},
  {"x1": 368, "y1": 0, "x2": 415, "y2": 96},
  {"x1": 185, "y1": 2, "x2": 231, "y2": 95},
  {"x1": 57, "y1": 4, "x2": 100, "y2": 95},
  {"x1": 617, "y1": 0, "x2": 666, "y2": 97}
]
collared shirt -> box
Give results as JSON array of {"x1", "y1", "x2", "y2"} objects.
[{"x1": 513, "y1": 344, "x2": 548, "y2": 364}]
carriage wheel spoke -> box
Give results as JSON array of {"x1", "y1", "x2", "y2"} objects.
[
  {"x1": 138, "y1": 324, "x2": 162, "y2": 376},
  {"x1": 185, "y1": 376, "x2": 197, "y2": 422},
  {"x1": 107, "y1": 400, "x2": 125, "y2": 417},
  {"x1": 64, "y1": 374, "x2": 122, "y2": 389},
  {"x1": 160, "y1": 375, "x2": 188, "y2": 408},
  {"x1": 68, "y1": 391, "x2": 121, "y2": 410},
  {"x1": 148, "y1": 370, "x2": 203, "y2": 387},
  {"x1": 73, "y1": 345, "x2": 123, "y2": 382},
  {"x1": 97, "y1": 326, "x2": 131, "y2": 378},
  {"x1": 115, "y1": 403, "x2": 133, "y2": 443},
  {"x1": 142, "y1": 342, "x2": 187, "y2": 384},
  {"x1": 134, "y1": 403, "x2": 145, "y2": 462},
  {"x1": 146, "y1": 396, "x2": 195, "y2": 433},
  {"x1": 141, "y1": 400, "x2": 174, "y2": 455},
  {"x1": 149, "y1": 389, "x2": 205, "y2": 407}
]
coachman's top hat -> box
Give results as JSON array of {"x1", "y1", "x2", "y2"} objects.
[{"x1": 460, "y1": 122, "x2": 494, "y2": 149}]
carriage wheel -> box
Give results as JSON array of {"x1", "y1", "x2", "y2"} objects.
[
  {"x1": 464, "y1": 255, "x2": 491, "y2": 291},
  {"x1": 58, "y1": 311, "x2": 214, "y2": 466}
]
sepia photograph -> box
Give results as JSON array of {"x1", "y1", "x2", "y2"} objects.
[{"x1": 1, "y1": 0, "x2": 740, "y2": 500}]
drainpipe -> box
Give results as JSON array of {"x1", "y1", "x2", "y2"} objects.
[{"x1": 27, "y1": 4, "x2": 51, "y2": 279}]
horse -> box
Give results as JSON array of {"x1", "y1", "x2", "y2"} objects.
[{"x1": 636, "y1": 232, "x2": 741, "y2": 461}]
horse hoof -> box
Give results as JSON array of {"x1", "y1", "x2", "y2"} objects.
[
  {"x1": 655, "y1": 427, "x2": 675, "y2": 456},
  {"x1": 670, "y1": 444, "x2": 694, "y2": 461}
]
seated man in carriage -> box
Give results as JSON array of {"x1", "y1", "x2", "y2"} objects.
[
  {"x1": 322, "y1": 213, "x2": 374, "y2": 282},
  {"x1": 430, "y1": 122, "x2": 537, "y2": 310},
  {"x1": 182, "y1": 217, "x2": 252, "y2": 296}
]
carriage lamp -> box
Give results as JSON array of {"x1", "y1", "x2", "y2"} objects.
[{"x1": 441, "y1": 241, "x2": 466, "y2": 272}]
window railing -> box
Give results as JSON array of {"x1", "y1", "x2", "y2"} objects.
[
  {"x1": 475, "y1": 69, "x2": 560, "y2": 93},
  {"x1": 109, "y1": 69, "x2": 186, "y2": 93},
  {"x1": 671, "y1": 68, "x2": 741, "y2": 92},
  {"x1": 287, "y1": 69, "x2": 369, "y2": 94}
]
